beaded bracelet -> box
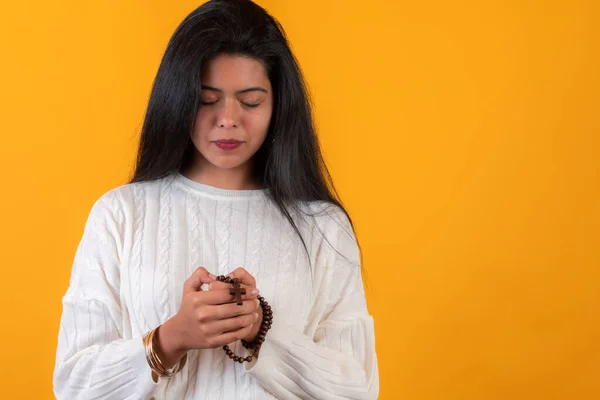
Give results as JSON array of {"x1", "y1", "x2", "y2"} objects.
[{"x1": 216, "y1": 275, "x2": 273, "y2": 363}]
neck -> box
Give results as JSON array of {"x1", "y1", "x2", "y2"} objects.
[{"x1": 182, "y1": 156, "x2": 260, "y2": 191}]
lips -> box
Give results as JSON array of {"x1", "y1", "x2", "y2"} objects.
[
  {"x1": 214, "y1": 139, "x2": 243, "y2": 150},
  {"x1": 214, "y1": 139, "x2": 243, "y2": 144}
]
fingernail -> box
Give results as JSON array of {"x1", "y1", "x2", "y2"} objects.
[
  {"x1": 208, "y1": 283, "x2": 213, "y2": 290},
  {"x1": 252, "y1": 288, "x2": 260, "y2": 295},
  {"x1": 208, "y1": 273, "x2": 216, "y2": 280},
  {"x1": 254, "y1": 313, "x2": 259, "y2": 320}
]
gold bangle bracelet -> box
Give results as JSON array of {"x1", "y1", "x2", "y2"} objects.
[{"x1": 143, "y1": 326, "x2": 187, "y2": 378}]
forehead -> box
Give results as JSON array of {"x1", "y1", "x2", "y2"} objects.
[{"x1": 201, "y1": 54, "x2": 270, "y2": 87}]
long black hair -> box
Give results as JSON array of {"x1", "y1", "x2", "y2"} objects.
[{"x1": 130, "y1": 0, "x2": 359, "y2": 264}]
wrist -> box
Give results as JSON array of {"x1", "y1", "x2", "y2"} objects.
[{"x1": 156, "y1": 318, "x2": 187, "y2": 368}]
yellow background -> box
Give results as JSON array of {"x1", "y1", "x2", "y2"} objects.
[{"x1": 1, "y1": 0, "x2": 598, "y2": 399}]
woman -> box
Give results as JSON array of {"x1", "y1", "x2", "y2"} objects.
[{"x1": 53, "y1": 0, "x2": 379, "y2": 399}]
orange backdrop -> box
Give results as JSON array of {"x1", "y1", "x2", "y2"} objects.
[{"x1": 1, "y1": 1, "x2": 599, "y2": 399}]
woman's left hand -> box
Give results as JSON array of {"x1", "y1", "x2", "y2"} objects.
[{"x1": 208, "y1": 267, "x2": 263, "y2": 343}]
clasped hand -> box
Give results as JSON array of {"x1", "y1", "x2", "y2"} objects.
[{"x1": 158, "y1": 267, "x2": 263, "y2": 362}]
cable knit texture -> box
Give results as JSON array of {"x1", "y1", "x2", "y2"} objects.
[{"x1": 54, "y1": 172, "x2": 379, "y2": 400}]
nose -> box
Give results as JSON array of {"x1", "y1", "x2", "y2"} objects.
[{"x1": 217, "y1": 98, "x2": 239, "y2": 129}]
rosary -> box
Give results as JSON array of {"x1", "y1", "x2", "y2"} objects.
[{"x1": 216, "y1": 275, "x2": 273, "y2": 363}]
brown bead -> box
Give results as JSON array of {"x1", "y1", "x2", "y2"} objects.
[{"x1": 219, "y1": 294, "x2": 272, "y2": 365}]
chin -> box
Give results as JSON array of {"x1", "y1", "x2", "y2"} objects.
[{"x1": 207, "y1": 156, "x2": 251, "y2": 170}]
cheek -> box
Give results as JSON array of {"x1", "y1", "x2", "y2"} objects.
[
  {"x1": 192, "y1": 109, "x2": 213, "y2": 139},
  {"x1": 245, "y1": 109, "x2": 272, "y2": 139}
]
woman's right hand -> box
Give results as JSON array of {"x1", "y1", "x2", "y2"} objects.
[{"x1": 155, "y1": 267, "x2": 260, "y2": 369}]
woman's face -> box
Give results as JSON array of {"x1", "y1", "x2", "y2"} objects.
[{"x1": 191, "y1": 54, "x2": 273, "y2": 174}]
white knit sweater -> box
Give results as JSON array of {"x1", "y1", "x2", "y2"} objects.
[{"x1": 53, "y1": 172, "x2": 379, "y2": 400}]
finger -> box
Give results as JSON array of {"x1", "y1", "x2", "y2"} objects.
[
  {"x1": 208, "y1": 281, "x2": 253, "y2": 291},
  {"x1": 207, "y1": 281, "x2": 230, "y2": 291},
  {"x1": 211, "y1": 299, "x2": 260, "y2": 320},
  {"x1": 204, "y1": 312, "x2": 258, "y2": 336},
  {"x1": 197, "y1": 287, "x2": 260, "y2": 306},
  {"x1": 226, "y1": 267, "x2": 256, "y2": 287},
  {"x1": 212, "y1": 324, "x2": 254, "y2": 347},
  {"x1": 183, "y1": 267, "x2": 215, "y2": 293}
]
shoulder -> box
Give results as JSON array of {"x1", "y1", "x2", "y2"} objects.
[
  {"x1": 89, "y1": 174, "x2": 176, "y2": 216},
  {"x1": 297, "y1": 200, "x2": 355, "y2": 240},
  {"x1": 81, "y1": 175, "x2": 177, "y2": 233},
  {"x1": 295, "y1": 200, "x2": 360, "y2": 265}
]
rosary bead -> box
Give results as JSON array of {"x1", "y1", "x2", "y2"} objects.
[{"x1": 216, "y1": 275, "x2": 272, "y2": 364}]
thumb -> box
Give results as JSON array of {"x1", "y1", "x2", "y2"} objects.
[{"x1": 184, "y1": 267, "x2": 216, "y2": 293}]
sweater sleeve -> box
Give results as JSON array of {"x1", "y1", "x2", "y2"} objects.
[
  {"x1": 245, "y1": 208, "x2": 380, "y2": 399},
  {"x1": 53, "y1": 190, "x2": 158, "y2": 400}
]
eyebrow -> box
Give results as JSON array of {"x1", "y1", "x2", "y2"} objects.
[{"x1": 201, "y1": 85, "x2": 268, "y2": 94}]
